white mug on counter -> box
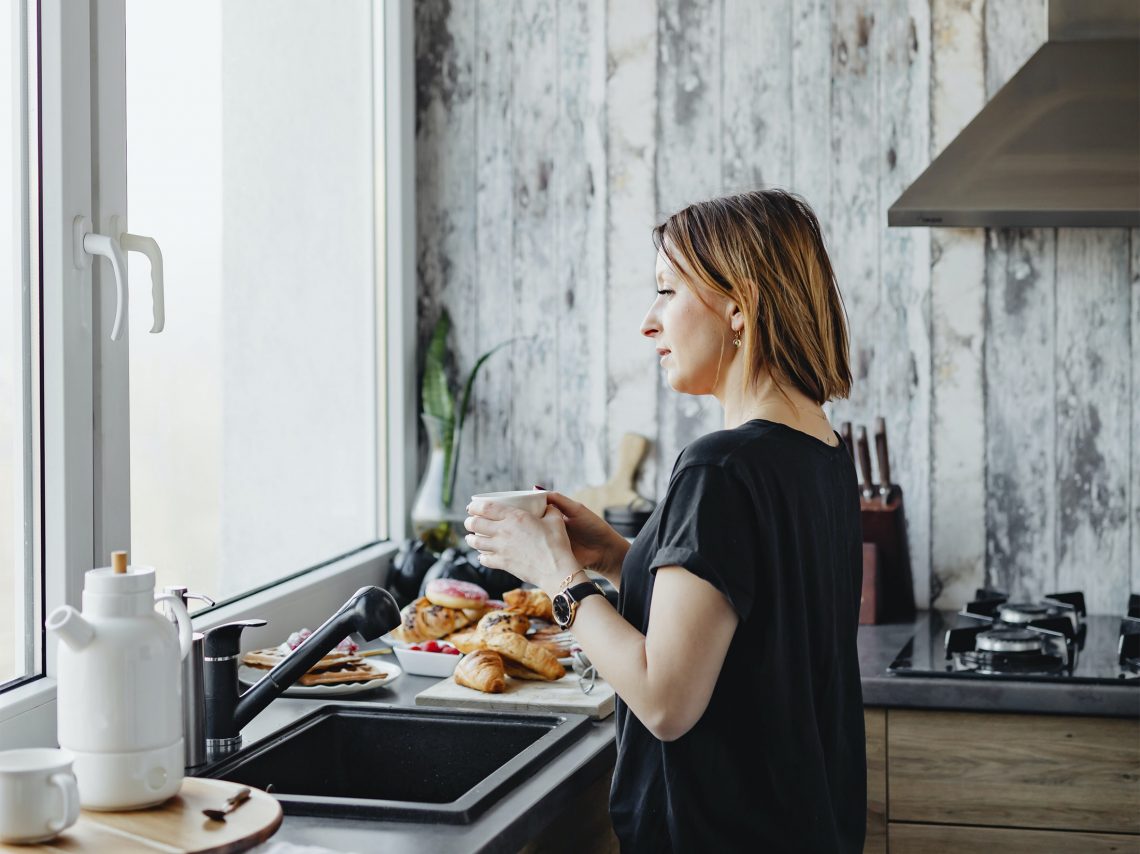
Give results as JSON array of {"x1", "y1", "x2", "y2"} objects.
[
  {"x1": 470, "y1": 488, "x2": 548, "y2": 517},
  {"x1": 0, "y1": 748, "x2": 80, "y2": 843}
]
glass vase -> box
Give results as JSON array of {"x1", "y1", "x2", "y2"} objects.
[{"x1": 410, "y1": 414, "x2": 465, "y2": 553}]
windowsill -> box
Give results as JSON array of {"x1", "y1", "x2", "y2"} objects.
[
  {"x1": 0, "y1": 539, "x2": 401, "y2": 747},
  {"x1": 192, "y1": 540, "x2": 400, "y2": 642}
]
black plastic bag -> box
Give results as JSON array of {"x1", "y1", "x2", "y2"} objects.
[
  {"x1": 417, "y1": 547, "x2": 520, "y2": 601},
  {"x1": 386, "y1": 539, "x2": 438, "y2": 608}
]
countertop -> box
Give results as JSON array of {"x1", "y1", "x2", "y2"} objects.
[
  {"x1": 229, "y1": 614, "x2": 1136, "y2": 853},
  {"x1": 858, "y1": 613, "x2": 1140, "y2": 718}
]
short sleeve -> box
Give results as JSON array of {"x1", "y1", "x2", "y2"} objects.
[{"x1": 648, "y1": 464, "x2": 760, "y2": 621}]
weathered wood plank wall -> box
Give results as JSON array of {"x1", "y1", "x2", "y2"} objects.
[{"x1": 414, "y1": 0, "x2": 1137, "y2": 614}]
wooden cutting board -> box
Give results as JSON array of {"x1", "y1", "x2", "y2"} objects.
[
  {"x1": 2, "y1": 777, "x2": 281, "y2": 854},
  {"x1": 571, "y1": 432, "x2": 649, "y2": 517},
  {"x1": 416, "y1": 671, "x2": 616, "y2": 720}
]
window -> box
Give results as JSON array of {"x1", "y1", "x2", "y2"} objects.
[
  {"x1": 0, "y1": 0, "x2": 41, "y2": 690},
  {"x1": 123, "y1": 1, "x2": 384, "y2": 604},
  {"x1": 0, "y1": 0, "x2": 413, "y2": 720}
]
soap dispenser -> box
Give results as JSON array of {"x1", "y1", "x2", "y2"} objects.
[{"x1": 45, "y1": 551, "x2": 192, "y2": 810}]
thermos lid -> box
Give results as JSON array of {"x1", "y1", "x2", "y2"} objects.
[
  {"x1": 604, "y1": 501, "x2": 655, "y2": 538},
  {"x1": 603, "y1": 505, "x2": 654, "y2": 526},
  {"x1": 85, "y1": 565, "x2": 156, "y2": 594}
]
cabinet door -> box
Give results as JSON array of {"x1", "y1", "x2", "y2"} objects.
[
  {"x1": 864, "y1": 708, "x2": 886, "y2": 854},
  {"x1": 888, "y1": 710, "x2": 1140, "y2": 833},
  {"x1": 890, "y1": 822, "x2": 1138, "y2": 853}
]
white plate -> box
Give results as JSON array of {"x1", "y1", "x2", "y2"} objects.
[{"x1": 238, "y1": 659, "x2": 401, "y2": 697}]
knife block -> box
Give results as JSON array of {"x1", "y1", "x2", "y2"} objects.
[
  {"x1": 859, "y1": 543, "x2": 880, "y2": 625},
  {"x1": 860, "y1": 488, "x2": 915, "y2": 623}
]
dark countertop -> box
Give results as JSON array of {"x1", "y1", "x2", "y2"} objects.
[
  {"x1": 230, "y1": 666, "x2": 615, "y2": 854},
  {"x1": 858, "y1": 613, "x2": 1140, "y2": 718},
  {"x1": 230, "y1": 615, "x2": 1136, "y2": 853}
]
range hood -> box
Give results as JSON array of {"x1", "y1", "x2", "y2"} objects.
[{"x1": 888, "y1": 0, "x2": 1140, "y2": 228}]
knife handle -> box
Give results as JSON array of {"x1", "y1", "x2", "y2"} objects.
[
  {"x1": 840, "y1": 421, "x2": 854, "y2": 459},
  {"x1": 873, "y1": 416, "x2": 892, "y2": 503},
  {"x1": 856, "y1": 426, "x2": 875, "y2": 500}
]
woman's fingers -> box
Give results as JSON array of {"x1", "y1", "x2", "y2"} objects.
[
  {"x1": 543, "y1": 491, "x2": 581, "y2": 516},
  {"x1": 464, "y1": 533, "x2": 492, "y2": 553},
  {"x1": 463, "y1": 515, "x2": 492, "y2": 535},
  {"x1": 466, "y1": 498, "x2": 510, "y2": 520}
]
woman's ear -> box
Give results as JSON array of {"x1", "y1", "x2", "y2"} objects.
[{"x1": 728, "y1": 303, "x2": 745, "y2": 334}]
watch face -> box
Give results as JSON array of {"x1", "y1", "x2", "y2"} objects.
[{"x1": 553, "y1": 593, "x2": 572, "y2": 626}]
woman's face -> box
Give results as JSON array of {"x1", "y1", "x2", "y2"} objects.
[{"x1": 641, "y1": 250, "x2": 734, "y2": 395}]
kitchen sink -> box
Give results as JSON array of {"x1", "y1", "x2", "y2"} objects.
[{"x1": 201, "y1": 704, "x2": 590, "y2": 823}]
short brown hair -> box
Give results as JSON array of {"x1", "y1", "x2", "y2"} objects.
[{"x1": 652, "y1": 189, "x2": 852, "y2": 404}]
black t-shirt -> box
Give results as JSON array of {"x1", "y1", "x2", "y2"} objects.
[{"x1": 609, "y1": 419, "x2": 866, "y2": 853}]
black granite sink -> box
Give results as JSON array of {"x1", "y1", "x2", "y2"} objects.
[{"x1": 201, "y1": 703, "x2": 590, "y2": 823}]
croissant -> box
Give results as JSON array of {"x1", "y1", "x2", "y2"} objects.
[
  {"x1": 503, "y1": 659, "x2": 560, "y2": 682},
  {"x1": 401, "y1": 597, "x2": 472, "y2": 641},
  {"x1": 503, "y1": 588, "x2": 554, "y2": 622},
  {"x1": 444, "y1": 627, "x2": 482, "y2": 654},
  {"x1": 477, "y1": 609, "x2": 530, "y2": 636},
  {"x1": 454, "y1": 650, "x2": 507, "y2": 693},
  {"x1": 481, "y1": 629, "x2": 565, "y2": 681}
]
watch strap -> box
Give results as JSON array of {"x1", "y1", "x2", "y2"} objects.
[{"x1": 565, "y1": 581, "x2": 602, "y2": 604}]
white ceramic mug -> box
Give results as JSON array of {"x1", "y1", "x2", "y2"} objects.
[
  {"x1": 0, "y1": 748, "x2": 80, "y2": 843},
  {"x1": 471, "y1": 488, "x2": 548, "y2": 517}
]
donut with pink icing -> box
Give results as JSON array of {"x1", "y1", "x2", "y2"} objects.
[{"x1": 425, "y1": 578, "x2": 489, "y2": 610}]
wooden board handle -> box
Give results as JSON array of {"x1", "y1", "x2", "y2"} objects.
[{"x1": 610, "y1": 433, "x2": 649, "y2": 486}]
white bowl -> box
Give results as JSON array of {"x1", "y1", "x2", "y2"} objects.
[{"x1": 393, "y1": 645, "x2": 463, "y2": 678}]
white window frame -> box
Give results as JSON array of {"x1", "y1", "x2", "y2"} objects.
[{"x1": 0, "y1": 0, "x2": 416, "y2": 749}]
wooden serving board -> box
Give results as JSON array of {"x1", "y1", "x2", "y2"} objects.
[
  {"x1": 2, "y1": 777, "x2": 281, "y2": 854},
  {"x1": 416, "y1": 671, "x2": 616, "y2": 720}
]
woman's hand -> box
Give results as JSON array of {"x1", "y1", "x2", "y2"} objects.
[
  {"x1": 543, "y1": 492, "x2": 630, "y2": 586},
  {"x1": 463, "y1": 499, "x2": 578, "y2": 595}
]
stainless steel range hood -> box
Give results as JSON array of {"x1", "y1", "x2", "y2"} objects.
[{"x1": 888, "y1": 0, "x2": 1140, "y2": 228}]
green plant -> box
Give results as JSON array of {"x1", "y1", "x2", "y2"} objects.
[{"x1": 421, "y1": 309, "x2": 518, "y2": 507}]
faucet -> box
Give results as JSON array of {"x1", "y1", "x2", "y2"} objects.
[{"x1": 202, "y1": 586, "x2": 400, "y2": 759}]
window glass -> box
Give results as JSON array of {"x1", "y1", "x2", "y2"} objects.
[
  {"x1": 0, "y1": 1, "x2": 39, "y2": 687},
  {"x1": 125, "y1": 1, "x2": 381, "y2": 604}
]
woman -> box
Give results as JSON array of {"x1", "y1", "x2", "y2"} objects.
[{"x1": 464, "y1": 189, "x2": 865, "y2": 852}]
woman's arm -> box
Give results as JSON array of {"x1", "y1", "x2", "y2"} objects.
[
  {"x1": 542, "y1": 565, "x2": 738, "y2": 742},
  {"x1": 591, "y1": 537, "x2": 630, "y2": 590}
]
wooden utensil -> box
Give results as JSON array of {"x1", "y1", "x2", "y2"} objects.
[
  {"x1": 855, "y1": 427, "x2": 876, "y2": 500},
  {"x1": 873, "y1": 416, "x2": 893, "y2": 505},
  {"x1": 840, "y1": 421, "x2": 854, "y2": 460},
  {"x1": 570, "y1": 432, "x2": 650, "y2": 517},
  {"x1": 202, "y1": 786, "x2": 251, "y2": 821}
]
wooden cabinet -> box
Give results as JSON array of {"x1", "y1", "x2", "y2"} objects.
[
  {"x1": 864, "y1": 708, "x2": 887, "y2": 854},
  {"x1": 863, "y1": 707, "x2": 1140, "y2": 854}
]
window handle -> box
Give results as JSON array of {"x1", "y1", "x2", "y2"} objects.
[
  {"x1": 73, "y1": 215, "x2": 166, "y2": 340},
  {"x1": 74, "y1": 215, "x2": 128, "y2": 341},
  {"x1": 111, "y1": 216, "x2": 165, "y2": 334}
]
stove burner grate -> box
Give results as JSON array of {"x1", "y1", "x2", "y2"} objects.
[
  {"x1": 958, "y1": 649, "x2": 1068, "y2": 676},
  {"x1": 976, "y1": 627, "x2": 1046, "y2": 653},
  {"x1": 999, "y1": 602, "x2": 1057, "y2": 624}
]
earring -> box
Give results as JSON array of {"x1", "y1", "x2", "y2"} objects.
[{"x1": 732, "y1": 336, "x2": 741, "y2": 349}]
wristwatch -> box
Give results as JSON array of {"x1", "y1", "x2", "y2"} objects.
[{"x1": 552, "y1": 580, "x2": 603, "y2": 629}]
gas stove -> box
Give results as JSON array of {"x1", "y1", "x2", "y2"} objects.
[{"x1": 888, "y1": 590, "x2": 1140, "y2": 685}]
